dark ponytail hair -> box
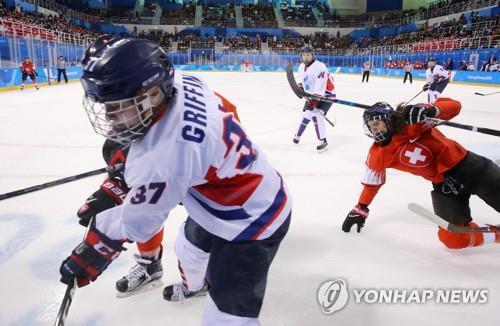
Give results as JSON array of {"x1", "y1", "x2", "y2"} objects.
[{"x1": 391, "y1": 103, "x2": 408, "y2": 134}]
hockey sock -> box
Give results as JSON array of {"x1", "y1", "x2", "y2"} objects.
[
  {"x1": 137, "y1": 228, "x2": 164, "y2": 259},
  {"x1": 438, "y1": 222, "x2": 486, "y2": 249},
  {"x1": 312, "y1": 116, "x2": 321, "y2": 139},
  {"x1": 296, "y1": 118, "x2": 310, "y2": 137}
]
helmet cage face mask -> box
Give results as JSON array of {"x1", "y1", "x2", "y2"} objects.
[
  {"x1": 80, "y1": 38, "x2": 174, "y2": 145},
  {"x1": 300, "y1": 51, "x2": 314, "y2": 64},
  {"x1": 363, "y1": 115, "x2": 392, "y2": 142},
  {"x1": 83, "y1": 87, "x2": 164, "y2": 145}
]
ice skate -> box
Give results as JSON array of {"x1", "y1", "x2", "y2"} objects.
[
  {"x1": 115, "y1": 254, "x2": 163, "y2": 298},
  {"x1": 163, "y1": 282, "x2": 208, "y2": 303},
  {"x1": 317, "y1": 138, "x2": 328, "y2": 152}
]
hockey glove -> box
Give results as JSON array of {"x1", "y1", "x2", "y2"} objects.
[
  {"x1": 342, "y1": 204, "x2": 369, "y2": 233},
  {"x1": 77, "y1": 178, "x2": 128, "y2": 227},
  {"x1": 307, "y1": 99, "x2": 319, "y2": 109},
  {"x1": 60, "y1": 225, "x2": 126, "y2": 287},
  {"x1": 102, "y1": 140, "x2": 128, "y2": 179},
  {"x1": 422, "y1": 83, "x2": 431, "y2": 91},
  {"x1": 403, "y1": 104, "x2": 438, "y2": 125}
]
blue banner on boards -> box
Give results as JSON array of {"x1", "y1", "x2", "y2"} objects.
[
  {"x1": 0, "y1": 67, "x2": 83, "y2": 88},
  {"x1": 452, "y1": 71, "x2": 500, "y2": 85},
  {"x1": 1, "y1": 66, "x2": 499, "y2": 88}
]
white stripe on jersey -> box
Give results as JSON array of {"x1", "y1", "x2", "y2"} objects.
[{"x1": 361, "y1": 165, "x2": 386, "y2": 186}]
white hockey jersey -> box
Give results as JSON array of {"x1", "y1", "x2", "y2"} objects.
[
  {"x1": 96, "y1": 71, "x2": 292, "y2": 243},
  {"x1": 425, "y1": 64, "x2": 450, "y2": 84},
  {"x1": 298, "y1": 60, "x2": 335, "y2": 97}
]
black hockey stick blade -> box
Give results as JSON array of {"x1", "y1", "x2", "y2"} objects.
[
  {"x1": 54, "y1": 216, "x2": 94, "y2": 326},
  {"x1": 474, "y1": 91, "x2": 500, "y2": 96},
  {"x1": 408, "y1": 203, "x2": 498, "y2": 233},
  {"x1": 0, "y1": 163, "x2": 123, "y2": 201},
  {"x1": 286, "y1": 63, "x2": 307, "y2": 99}
]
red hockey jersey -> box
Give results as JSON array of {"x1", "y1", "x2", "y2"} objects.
[{"x1": 358, "y1": 98, "x2": 467, "y2": 205}]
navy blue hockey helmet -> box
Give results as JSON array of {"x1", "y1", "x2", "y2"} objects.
[
  {"x1": 300, "y1": 45, "x2": 314, "y2": 64},
  {"x1": 81, "y1": 37, "x2": 175, "y2": 144},
  {"x1": 363, "y1": 102, "x2": 394, "y2": 142},
  {"x1": 81, "y1": 34, "x2": 114, "y2": 67}
]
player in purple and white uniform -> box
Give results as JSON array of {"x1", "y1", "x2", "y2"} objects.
[
  {"x1": 59, "y1": 37, "x2": 292, "y2": 326},
  {"x1": 293, "y1": 46, "x2": 336, "y2": 151},
  {"x1": 424, "y1": 57, "x2": 450, "y2": 103}
]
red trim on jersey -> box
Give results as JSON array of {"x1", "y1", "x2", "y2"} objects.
[
  {"x1": 194, "y1": 166, "x2": 263, "y2": 206},
  {"x1": 326, "y1": 74, "x2": 335, "y2": 93},
  {"x1": 214, "y1": 92, "x2": 241, "y2": 122},
  {"x1": 251, "y1": 191, "x2": 287, "y2": 240}
]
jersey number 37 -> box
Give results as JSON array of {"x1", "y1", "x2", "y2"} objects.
[{"x1": 222, "y1": 116, "x2": 257, "y2": 170}]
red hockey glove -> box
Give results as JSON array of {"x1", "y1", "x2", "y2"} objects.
[
  {"x1": 307, "y1": 99, "x2": 319, "y2": 109},
  {"x1": 60, "y1": 225, "x2": 126, "y2": 287},
  {"x1": 77, "y1": 178, "x2": 128, "y2": 227}
]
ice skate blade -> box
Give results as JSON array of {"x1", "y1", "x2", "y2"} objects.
[{"x1": 116, "y1": 279, "x2": 164, "y2": 299}]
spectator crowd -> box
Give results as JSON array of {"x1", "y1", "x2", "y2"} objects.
[
  {"x1": 0, "y1": 0, "x2": 498, "y2": 72},
  {"x1": 242, "y1": 4, "x2": 277, "y2": 28}
]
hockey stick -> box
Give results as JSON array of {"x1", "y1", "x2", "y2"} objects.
[
  {"x1": 0, "y1": 163, "x2": 123, "y2": 201},
  {"x1": 474, "y1": 91, "x2": 500, "y2": 96},
  {"x1": 285, "y1": 63, "x2": 336, "y2": 127},
  {"x1": 286, "y1": 64, "x2": 500, "y2": 138},
  {"x1": 319, "y1": 109, "x2": 335, "y2": 127},
  {"x1": 54, "y1": 216, "x2": 94, "y2": 326},
  {"x1": 402, "y1": 89, "x2": 425, "y2": 106},
  {"x1": 424, "y1": 118, "x2": 500, "y2": 137},
  {"x1": 404, "y1": 82, "x2": 436, "y2": 106},
  {"x1": 408, "y1": 203, "x2": 499, "y2": 233}
]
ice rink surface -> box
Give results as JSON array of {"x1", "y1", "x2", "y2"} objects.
[{"x1": 0, "y1": 71, "x2": 499, "y2": 326}]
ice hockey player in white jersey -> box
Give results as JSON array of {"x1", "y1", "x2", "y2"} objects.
[
  {"x1": 293, "y1": 45, "x2": 335, "y2": 151},
  {"x1": 76, "y1": 138, "x2": 170, "y2": 297},
  {"x1": 60, "y1": 37, "x2": 292, "y2": 326},
  {"x1": 424, "y1": 57, "x2": 450, "y2": 103}
]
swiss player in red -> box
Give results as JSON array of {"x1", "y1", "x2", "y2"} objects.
[
  {"x1": 342, "y1": 98, "x2": 500, "y2": 249},
  {"x1": 20, "y1": 58, "x2": 39, "y2": 90}
]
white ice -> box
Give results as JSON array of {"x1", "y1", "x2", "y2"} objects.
[{"x1": 0, "y1": 72, "x2": 499, "y2": 326}]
